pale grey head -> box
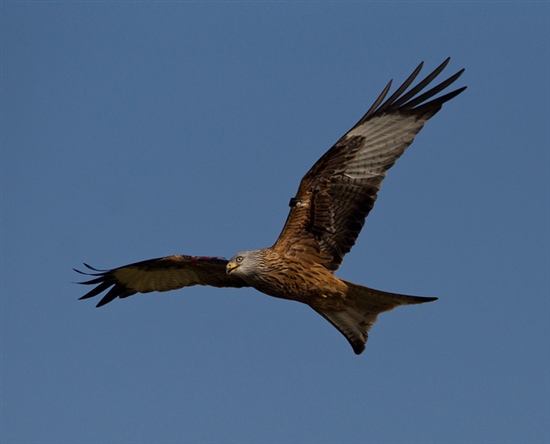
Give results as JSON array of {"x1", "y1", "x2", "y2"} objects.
[{"x1": 226, "y1": 249, "x2": 267, "y2": 278}]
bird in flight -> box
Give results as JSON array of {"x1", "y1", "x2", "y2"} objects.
[{"x1": 76, "y1": 58, "x2": 466, "y2": 355}]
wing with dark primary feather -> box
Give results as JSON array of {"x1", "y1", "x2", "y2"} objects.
[
  {"x1": 273, "y1": 58, "x2": 466, "y2": 271},
  {"x1": 76, "y1": 255, "x2": 249, "y2": 307}
]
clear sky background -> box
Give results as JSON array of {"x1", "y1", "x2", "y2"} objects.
[{"x1": 2, "y1": 2, "x2": 549, "y2": 444}]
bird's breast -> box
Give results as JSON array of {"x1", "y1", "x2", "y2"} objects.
[{"x1": 247, "y1": 256, "x2": 347, "y2": 309}]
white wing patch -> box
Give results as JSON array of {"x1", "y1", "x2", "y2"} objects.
[{"x1": 343, "y1": 114, "x2": 431, "y2": 180}]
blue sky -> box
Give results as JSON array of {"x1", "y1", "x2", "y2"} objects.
[{"x1": 2, "y1": 2, "x2": 548, "y2": 443}]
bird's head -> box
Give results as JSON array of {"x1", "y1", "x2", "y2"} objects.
[{"x1": 226, "y1": 250, "x2": 263, "y2": 277}]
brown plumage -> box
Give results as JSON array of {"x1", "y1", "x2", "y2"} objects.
[{"x1": 77, "y1": 58, "x2": 466, "y2": 355}]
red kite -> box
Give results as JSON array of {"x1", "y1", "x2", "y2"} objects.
[{"x1": 77, "y1": 59, "x2": 466, "y2": 354}]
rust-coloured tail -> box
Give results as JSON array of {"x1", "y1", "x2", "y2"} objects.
[{"x1": 313, "y1": 280, "x2": 437, "y2": 355}]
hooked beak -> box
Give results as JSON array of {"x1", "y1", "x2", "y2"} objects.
[{"x1": 226, "y1": 262, "x2": 239, "y2": 275}]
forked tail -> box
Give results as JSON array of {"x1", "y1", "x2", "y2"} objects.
[{"x1": 313, "y1": 280, "x2": 437, "y2": 355}]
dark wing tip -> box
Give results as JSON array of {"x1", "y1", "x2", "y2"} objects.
[
  {"x1": 361, "y1": 58, "x2": 466, "y2": 122},
  {"x1": 73, "y1": 263, "x2": 105, "y2": 277},
  {"x1": 94, "y1": 286, "x2": 129, "y2": 307},
  {"x1": 74, "y1": 264, "x2": 131, "y2": 307}
]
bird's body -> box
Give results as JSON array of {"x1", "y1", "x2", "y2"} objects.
[
  {"x1": 227, "y1": 249, "x2": 348, "y2": 309},
  {"x1": 225, "y1": 248, "x2": 436, "y2": 354},
  {"x1": 77, "y1": 59, "x2": 465, "y2": 354}
]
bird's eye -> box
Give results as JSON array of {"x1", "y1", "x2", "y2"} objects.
[{"x1": 236, "y1": 256, "x2": 243, "y2": 263}]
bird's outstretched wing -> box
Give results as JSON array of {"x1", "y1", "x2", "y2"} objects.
[
  {"x1": 273, "y1": 58, "x2": 466, "y2": 270},
  {"x1": 76, "y1": 255, "x2": 249, "y2": 307}
]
